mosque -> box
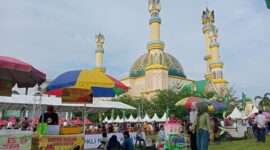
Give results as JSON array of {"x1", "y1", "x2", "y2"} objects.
[{"x1": 94, "y1": 0, "x2": 228, "y2": 99}]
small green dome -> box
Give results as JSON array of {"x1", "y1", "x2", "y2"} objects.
[{"x1": 129, "y1": 52, "x2": 186, "y2": 78}]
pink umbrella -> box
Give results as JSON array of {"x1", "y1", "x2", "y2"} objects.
[
  {"x1": 3, "y1": 120, "x2": 8, "y2": 126},
  {"x1": 58, "y1": 118, "x2": 63, "y2": 125},
  {"x1": 86, "y1": 118, "x2": 93, "y2": 125},
  {"x1": 248, "y1": 112, "x2": 270, "y2": 119},
  {"x1": 32, "y1": 116, "x2": 39, "y2": 125},
  {"x1": 74, "y1": 117, "x2": 83, "y2": 125},
  {"x1": 67, "y1": 118, "x2": 73, "y2": 124},
  {"x1": 0, "y1": 117, "x2": 4, "y2": 125},
  {"x1": 8, "y1": 115, "x2": 16, "y2": 125},
  {"x1": 0, "y1": 56, "x2": 46, "y2": 89}
]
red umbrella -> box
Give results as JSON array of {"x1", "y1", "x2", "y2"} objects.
[
  {"x1": 58, "y1": 118, "x2": 64, "y2": 125},
  {"x1": 0, "y1": 56, "x2": 46, "y2": 89},
  {"x1": 75, "y1": 117, "x2": 83, "y2": 125},
  {"x1": 86, "y1": 118, "x2": 93, "y2": 125}
]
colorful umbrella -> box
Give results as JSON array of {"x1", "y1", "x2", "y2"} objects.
[
  {"x1": 44, "y1": 69, "x2": 128, "y2": 97},
  {"x1": 0, "y1": 56, "x2": 46, "y2": 88},
  {"x1": 175, "y1": 97, "x2": 209, "y2": 110},
  {"x1": 85, "y1": 118, "x2": 93, "y2": 125},
  {"x1": 248, "y1": 112, "x2": 270, "y2": 119},
  {"x1": 208, "y1": 101, "x2": 226, "y2": 111}
]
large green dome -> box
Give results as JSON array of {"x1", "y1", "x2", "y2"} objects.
[{"x1": 129, "y1": 52, "x2": 186, "y2": 78}]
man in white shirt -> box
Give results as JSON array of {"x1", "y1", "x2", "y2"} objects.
[{"x1": 255, "y1": 110, "x2": 266, "y2": 142}]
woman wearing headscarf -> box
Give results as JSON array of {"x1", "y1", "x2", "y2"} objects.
[
  {"x1": 107, "y1": 135, "x2": 121, "y2": 150},
  {"x1": 191, "y1": 102, "x2": 212, "y2": 150}
]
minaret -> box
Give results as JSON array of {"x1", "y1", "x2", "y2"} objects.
[
  {"x1": 202, "y1": 8, "x2": 228, "y2": 95},
  {"x1": 144, "y1": 0, "x2": 168, "y2": 93},
  {"x1": 94, "y1": 33, "x2": 105, "y2": 73}
]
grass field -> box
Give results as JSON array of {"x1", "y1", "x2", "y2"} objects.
[{"x1": 208, "y1": 136, "x2": 270, "y2": 150}]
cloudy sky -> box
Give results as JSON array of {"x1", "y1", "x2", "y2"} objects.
[{"x1": 1, "y1": 0, "x2": 269, "y2": 99}]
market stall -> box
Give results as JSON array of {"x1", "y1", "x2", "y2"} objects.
[{"x1": 32, "y1": 69, "x2": 130, "y2": 150}]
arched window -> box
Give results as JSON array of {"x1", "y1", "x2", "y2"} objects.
[
  {"x1": 151, "y1": 54, "x2": 153, "y2": 64},
  {"x1": 217, "y1": 71, "x2": 220, "y2": 79},
  {"x1": 159, "y1": 54, "x2": 162, "y2": 65},
  {"x1": 213, "y1": 71, "x2": 216, "y2": 79},
  {"x1": 154, "y1": 54, "x2": 158, "y2": 64},
  {"x1": 221, "y1": 71, "x2": 223, "y2": 79}
]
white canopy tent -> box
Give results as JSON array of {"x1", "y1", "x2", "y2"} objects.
[
  {"x1": 248, "y1": 105, "x2": 259, "y2": 117},
  {"x1": 0, "y1": 95, "x2": 136, "y2": 112},
  {"x1": 228, "y1": 107, "x2": 243, "y2": 119},
  {"x1": 151, "y1": 113, "x2": 160, "y2": 122},
  {"x1": 108, "y1": 117, "x2": 114, "y2": 123},
  {"x1": 103, "y1": 116, "x2": 109, "y2": 123},
  {"x1": 143, "y1": 113, "x2": 151, "y2": 122},
  {"x1": 136, "y1": 116, "x2": 143, "y2": 122},
  {"x1": 114, "y1": 115, "x2": 121, "y2": 123},
  {"x1": 127, "y1": 114, "x2": 136, "y2": 122},
  {"x1": 159, "y1": 112, "x2": 167, "y2": 122}
]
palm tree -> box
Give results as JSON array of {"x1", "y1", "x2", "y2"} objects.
[{"x1": 254, "y1": 93, "x2": 270, "y2": 112}]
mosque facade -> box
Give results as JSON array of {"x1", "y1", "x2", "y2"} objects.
[{"x1": 118, "y1": 0, "x2": 228, "y2": 98}]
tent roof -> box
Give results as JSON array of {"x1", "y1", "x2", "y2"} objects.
[
  {"x1": 143, "y1": 113, "x2": 151, "y2": 122},
  {"x1": 114, "y1": 115, "x2": 121, "y2": 123},
  {"x1": 127, "y1": 114, "x2": 136, "y2": 122},
  {"x1": 248, "y1": 105, "x2": 259, "y2": 117},
  {"x1": 151, "y1": 113, "x2": 160, "y2": 122},
  {"x1": 228, "y1": 107, "x2": 242, "y2": 119},
  {"x1": 159, "y1": 112, "x2": 167, "y2": 122},
  {"x1": 103, "y1": 116, "x2": 109, "y2": 122},
  {"x1": 0, "y1": 95, "x2": 135, "y2": 112}
]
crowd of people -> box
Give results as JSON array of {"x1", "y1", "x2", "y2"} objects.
[
  {"x1": 97, "y1": 131, "x2": 135, "y2": 150},
  {"x1": 1, "y1": 104, "x2": 269, "y2": 150}
]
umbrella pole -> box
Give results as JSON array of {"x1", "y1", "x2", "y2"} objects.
[{"x1": 83, "y1": 104, "x2": 86, "y2": 134}]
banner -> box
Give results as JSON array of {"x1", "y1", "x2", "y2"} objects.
[
  {"x1": 0, "y1": 131, "x2": 32, "y2": 150},
  {"x1": 84, "y1": 132, "x2": 145, "y2": 149},
  {"x1": 62, "y1": 88, "x2": 93, "y2": 104},
  {"x1": 33, "y1": 134, "x2": 84, "y2": 150},
  {"x1": 164, "y1": 123, "x2": 181, "y2": 135}
]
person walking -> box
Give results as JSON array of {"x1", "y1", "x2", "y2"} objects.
[
  {"x1": 189, "y1": 102, "x2": 198, "y2": 150},
  {"x1": 191, "y1": 103, "x2": 212, "y2": 150},
  {"x1": 107, "y1": 135, "x2": 121, "y2": 150},
  {"x1": 255, "y1": 110, "x2": 266, "y2": 142},
  {"x1": 122, "y1": 131, "x2": 134, "y2": 150}
]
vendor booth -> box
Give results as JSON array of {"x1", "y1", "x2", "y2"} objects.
[{"x1": 0, "y1": 95, "x2": 135, "y2": 150}]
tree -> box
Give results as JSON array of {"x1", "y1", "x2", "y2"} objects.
[{"x1": 254, "y1": 93, "x2": 270, "y2": 112}]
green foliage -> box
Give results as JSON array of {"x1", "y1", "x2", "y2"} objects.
[
  {"x1": 111, "y1": 95, "x2": 154, "y2": 118},
  {"x1": 255, "y1": 93, "x2": 270, "y2": 112}
]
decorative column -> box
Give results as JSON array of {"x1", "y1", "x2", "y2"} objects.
[
  {"x1": 202, "y1": 8, "x2": 228, "y2": 95},
  {"x1": 144, "y1": 0, "x2": 168, "y2": 93},
  {"x1": 94, "y1": 33, "x2": 106, "y2": 73}
]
